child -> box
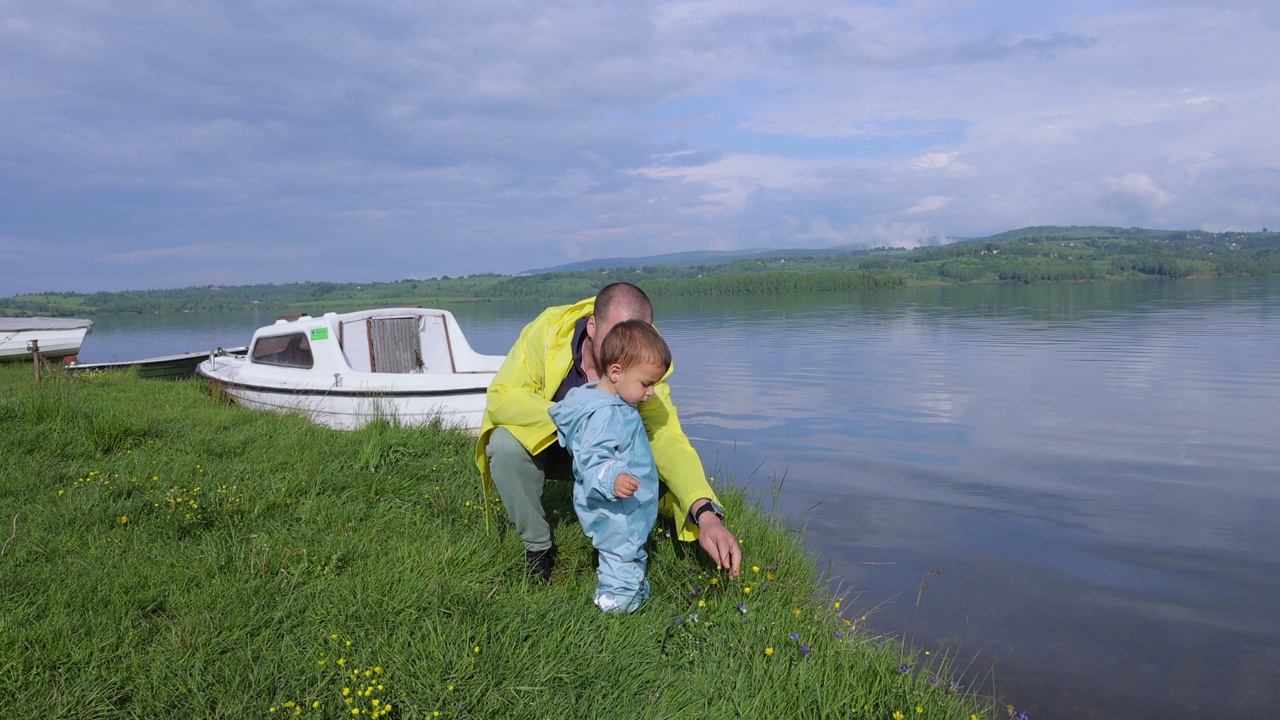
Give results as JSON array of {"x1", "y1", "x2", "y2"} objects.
[{"x1": 548, "y1": 319, "x2": 671, "y2": 613}]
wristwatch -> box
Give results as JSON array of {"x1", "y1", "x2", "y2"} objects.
[{"x1": 691, "y1": 500, "x2": 726, "y2": 527}]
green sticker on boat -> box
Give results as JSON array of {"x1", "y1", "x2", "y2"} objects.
[{"x1": 311, "y1": 328, "x2": 329, "y2": 341}]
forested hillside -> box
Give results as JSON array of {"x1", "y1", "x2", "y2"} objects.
[{"x1": 3, "y1": 226, "x2": 1276, "y2": 316}]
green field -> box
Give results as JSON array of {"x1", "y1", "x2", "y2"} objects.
[{"x1": 0, "y1": 365, "x2": 1002, "y2": 719}]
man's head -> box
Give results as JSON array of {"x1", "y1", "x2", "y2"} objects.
[{"x1": 587, "y1": 282, "x2": 653, "y2": 368}]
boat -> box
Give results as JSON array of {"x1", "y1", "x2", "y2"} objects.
[
  {"x1": 195, "y1": 308, "x2": 504, "y2": 431},
  {"x1": 0, "y1": 317, "x2": 95, "y2": 362},
  {"x1": 69, "y1": 347, "x2": 247, "y2": 380}
]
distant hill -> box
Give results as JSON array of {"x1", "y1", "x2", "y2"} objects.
[{"x1": 520, "y1": 244, "x2": 882, "y2": 274}]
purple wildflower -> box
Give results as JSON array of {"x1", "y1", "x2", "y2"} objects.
[
  {"x1": 1014, "y1": 713, "x2": 1029, "y2": 720},
  {"x1": 930, "y1": 676, "x2": 939, "y2": 685},
  {"x1": 899, "y1": 664, "x2": 911, "y2": 673},
  {"x1": 674, "y1": 618, "x2": 683, "y2": 626},
  {"x1": 790, "y1": 633, "x2": 800, "y2": 641},
  {"x1": 800, "y1": 644, "x2": 809, "y2": 657},
  {"x1": 834, "y1": 631, "x2": 843, "y2": 641},
  {"x1": 689, "y1": 585, "x2": 702, "y2": 597},
  {"x1": 738, "y1": 603, "x2": 747, "y2": 614},
  {"x1": 690, "y1": 612, "x2": 699, "y2": 622}
]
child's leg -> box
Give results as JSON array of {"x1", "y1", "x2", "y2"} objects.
[{"x1": 594, "y1": 543, "x2": 650, "y2": 613}]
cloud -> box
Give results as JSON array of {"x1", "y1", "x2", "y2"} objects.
[
  {"x1": 1097, "y1": 172, "x2": 1177, "y2": 222},
  {"x1": 0, "y1": 1, "x2": 1277, "y2": 293},
  {"x1": 906, "y1": 195, "x2": 951, "y2": 214}
]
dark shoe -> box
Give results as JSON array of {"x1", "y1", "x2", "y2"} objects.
[{"x1": 526, "y1": 545, "x2": 557, "y2": 582}]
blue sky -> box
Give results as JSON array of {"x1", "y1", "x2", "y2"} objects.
[{"x1": 2, "y1": 1, "x2": 1276, "y2": 294}]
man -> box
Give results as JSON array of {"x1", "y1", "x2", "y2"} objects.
[{"x1": 475, "y1": 282, "x2": 742, "y2": 581}]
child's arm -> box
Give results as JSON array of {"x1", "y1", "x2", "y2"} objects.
[{"x1": 568, "y1": 408, "x2": 635, "y2": 502}]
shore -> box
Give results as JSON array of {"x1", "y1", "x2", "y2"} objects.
[{"x1": 0, "y1": 364, "x2": 999, "y2": 718}]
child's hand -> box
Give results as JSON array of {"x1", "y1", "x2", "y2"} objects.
[{"x1": 614, "y1": 473, "x2": 640, "y2": 499}]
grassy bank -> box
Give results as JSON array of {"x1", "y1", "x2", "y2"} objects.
[{"x1": 0, "y1": 364, "x2": 998, "y2": 719}]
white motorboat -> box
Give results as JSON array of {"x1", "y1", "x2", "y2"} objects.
[
  {"x1": 196, "y1": 308, "x2": 504, "y2": 431},
  {"x1": 0, "y1": 317, "x2": 94, "y2": 362}
]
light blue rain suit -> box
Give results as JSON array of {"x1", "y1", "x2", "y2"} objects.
[{"x1": 548, "y1": 383, "x2": 658, "y2": 613}]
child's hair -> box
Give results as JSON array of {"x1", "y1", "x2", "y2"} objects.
[{"x1": 599, "y1": 319, "x2": 672, "y2": 372}]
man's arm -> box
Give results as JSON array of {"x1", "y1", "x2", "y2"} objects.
[{"x1": 639, "y1": 379, "x2": 743, "y2": 577}]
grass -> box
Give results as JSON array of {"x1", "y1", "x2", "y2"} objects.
[{"x1": 0, "y1": 363, "x2": 998, "y2": 719}]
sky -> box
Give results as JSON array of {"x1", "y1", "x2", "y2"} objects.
[{"x1": 1, "y1": 1, "x2": 1277, "y2": 294}]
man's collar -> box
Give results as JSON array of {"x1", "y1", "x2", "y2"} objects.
[{"x1": 570, "y1": 316, "x2": 589, "y2": 368}]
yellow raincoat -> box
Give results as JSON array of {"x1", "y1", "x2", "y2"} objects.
[{"x1": 475, "y1": 297, "x2": 719, "y2": 541}]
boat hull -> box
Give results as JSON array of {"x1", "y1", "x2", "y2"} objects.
[
  {"x1": 0, "y1": 323, "x2": 93, "y2": 362},
  {"x1": 202, "y1": 374, "x2": 490, "y2": 431},
  {"x1": 69, "y1": 348, "x2": 246, "y2": 380}
]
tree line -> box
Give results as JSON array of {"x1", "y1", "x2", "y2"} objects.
[{"x1": 2, "y1": 227, "x2": 1277, "y2": 316}]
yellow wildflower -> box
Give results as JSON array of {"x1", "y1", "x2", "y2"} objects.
[
  {"x1": 764, "y1": 647, "x2": 774, "y2": 656},
  {"x1": 793, "y1": 609, "x2": 801, "y2": 617},
  {"x1": 119, "y1": 515, "x2": 129, "y2": 524},
  {"x1": 893, "y1": 713, "x2": 905, "y2": 720},
  {"x1": 916, "y1": 707, "x2": 923, "y2": 714},
  {"x1": 743, "y1": 587, "x2": 751, "y2": 594},
  {"x1": 337, "y1": 658, "x2": 346, "y2": 666},
  {"x1": 698, "y1": 600, "x2": 706, "y2": 608},
  {"x1": 834, "y1": 602, "x2": 841, "y2": 609},
  {"x1": 474, "y1": 645, "x2": 480, "y2": 654},
  {"x1": 751, "y1": 566, "x2": 760, "y2": 573}
]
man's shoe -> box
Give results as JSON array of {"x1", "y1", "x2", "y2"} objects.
[{"x1": 526, "y1": 545, "x2": 557, "y2": 582}]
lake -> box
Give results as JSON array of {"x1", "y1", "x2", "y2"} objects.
[{"x1": 76, "y1": 277, "x2": 1280, "y2": 719}]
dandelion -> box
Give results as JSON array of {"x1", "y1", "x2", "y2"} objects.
[{"x1": 764, "y1": 647, "x2": 774, "y2": 656}]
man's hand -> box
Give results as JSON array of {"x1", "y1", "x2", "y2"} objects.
[
  {"x1": 614, "y1": 473, "x2": 640, "y2": 499},
  {"x1": 694, "y1": 502, "x2": 742, "y2": 579}
]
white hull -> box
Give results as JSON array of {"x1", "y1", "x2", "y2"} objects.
[
  {"x1": 207, "y1": 379, "x2": 489, "y2": 431},
  {"x1": 197, "y1": 308, "x2": 502, "y2": 432},
  {"x1": 0, "y1": 319, "x2": 94, "y2": 361}
]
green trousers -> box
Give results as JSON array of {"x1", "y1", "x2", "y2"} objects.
[{"x1": 486, "y1": 427, "x2": 573, "y2": 552}]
